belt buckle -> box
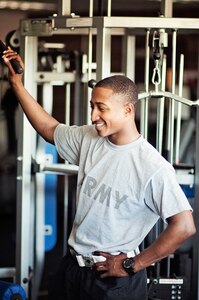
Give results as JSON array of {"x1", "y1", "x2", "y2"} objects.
[{"x1": 83, "y1": 256, "x2": 95, "y2": 267}]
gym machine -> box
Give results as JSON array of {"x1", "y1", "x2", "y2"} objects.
[{"x1": 1, "y1": 0, "x2": 199, "y2": 299}]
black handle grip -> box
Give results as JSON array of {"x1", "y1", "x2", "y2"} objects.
[
  {"x1": 88, "y1": 79, "x2": 97, "y2": 89},
  {"x1": 0, "y1": 40, "x2": 23, "y2": 74}
]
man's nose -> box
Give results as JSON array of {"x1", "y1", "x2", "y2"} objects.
[{"x1": 91, "y1": 109, "x2": 100, "y2": 122}]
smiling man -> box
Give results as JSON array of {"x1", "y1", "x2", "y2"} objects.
[
  {"x1": 3, "y1": 49, "x2": 196, "y2": 300},
  {"x1": 90, "y1": 78, "x2": 140, "y2": 145}
]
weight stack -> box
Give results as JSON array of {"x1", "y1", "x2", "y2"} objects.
[{"x1": 148, "y1": 277, "x2": 187, "y2": 300}]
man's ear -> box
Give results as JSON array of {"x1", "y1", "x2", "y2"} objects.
[{"x1": 125, "y1": 102, "x2": 134, "y2": 116}]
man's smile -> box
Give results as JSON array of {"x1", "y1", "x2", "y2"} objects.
[{"x1": 94, "y1": 121, "x2": 105, "y2": 130}]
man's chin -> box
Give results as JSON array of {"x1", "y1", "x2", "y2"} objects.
[
  {"x1": 96, "y1": 130, "x2": 107, "y2": 137},
  {"x1": 97, "y1": 132, "x2": 106, "y2": 137}
]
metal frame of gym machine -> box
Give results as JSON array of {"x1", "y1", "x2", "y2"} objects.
[{"x1": 2, "y1": 0, "x2": 199, "y2": 299}]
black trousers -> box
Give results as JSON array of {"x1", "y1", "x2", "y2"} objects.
[{"x1": 48, "y1": 253, "x2": 148, "y2": 300}]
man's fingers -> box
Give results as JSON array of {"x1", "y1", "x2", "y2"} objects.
[
  {"x1": 96, "y1": 264, "x2": 107, "y2": 272},
  {"x1": 2, "y1": 49, "x2": 24, "y2": 67},
  {"x1": 3, "y1": 57, "x2": 15, "y2": 74}
]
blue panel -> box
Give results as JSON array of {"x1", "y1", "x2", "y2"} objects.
[
  {"x1": 0, "y1": 280, "x2": 26, "y2": 300},
  {"x1": 45, "y1": 143, "x2": 58, "y2": 251},
  {"x1": 180, "y1": 184, "x2": 195, "y2": 198}
]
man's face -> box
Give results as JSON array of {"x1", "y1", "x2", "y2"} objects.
[{"x1": 90, "y1": 87, "x2": 130, "y2": 144}]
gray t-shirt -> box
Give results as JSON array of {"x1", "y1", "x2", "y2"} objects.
[{"x1": 54, "y1": 124, "x2": 192, "y2": 255}]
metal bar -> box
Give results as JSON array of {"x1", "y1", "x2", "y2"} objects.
[
  {"x1": 58, "y1": 0, "x2": 71, "y2": 16},
  {"x1": 63, "y1": 173, "x2": 69, "y2": 255},
  {"x1": 73, "y1": 52, "x2": 82, "y2": 125},
  {"x1": 65, "y1": 83, "x2": 71, "y2": 126},
  {"x1": 31, "y1": 83, "x2": 54, "y2": 300},
  {"x1": 98, "y1": 17, "x2": 199, "y2": 30},
  {"x1": 141, "y1": 29, "x2": 150, "y2": 138},
  {"x1": 175, "y1": 54, "x2": 184, "y2": 164},
  {"x1": 156, "y1": 54, "x2": 167, "y2": 154},
  {"x1": 89, "y1": 0, "x2": 93, "y2": 17},
  {"x1": 0, "y1": 268, "x2": 16, "y2": 279},
  {"x1": 67, "y1": 16, "x2": 199, "y2": 30},
  {"x1": 192, "y1": 36, "x2": 199, "y2": 300},
  {"x1": 21, "y1": 16, "x2": 199, "y2": 37},
  {"x1": 21, "y1": 16, "x2": 199, "y2": 33},
  {"x1": 63, "y1": 80, "x2": 72, "y2": 254},
  {"x1": 36, "y1": 72, "x2": 76, "y2": 83},
  {"x1": 138, "y1": 91, "x2": 199, "y2": 107},
  {"x1": 168, "y1": 29, "x2": 177, "y2": 165},
  {"x1": 86, "y1": 0, "x2": 94, "y2": 124},
  {"x1": 122, "y1": 33, "x2": 136, "y2": 81},
  {"x1": 40, "y1": 163, "x2": 79, "y2": 175},
  {"x1": 16, "y1": 36, "x2": 38, "y2": 297},
  {"x1": 95, "y1": 18, "x2": 111, "y2": 81},
  {"x1": 88, "y1": 0, "x2": 94, "y2": 79},
  {"x1": 193, "y1": 111, "x2": 199, "y2": 298},
  {"x1": 107, "y1": 0, "x2": 112, "y2": 17},
  {"x1": 161, "y1": 0, "x2": 173, "y2": 17}
]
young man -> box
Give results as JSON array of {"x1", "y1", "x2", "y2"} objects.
[{"x1": 3, "y1": 49, "x2": 196, "y2": 300}]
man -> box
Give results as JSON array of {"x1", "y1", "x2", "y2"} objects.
[{"x1": 3, "y1": 49, "x2": 196, "y2": 300}]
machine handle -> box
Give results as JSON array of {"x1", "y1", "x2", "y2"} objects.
[{"x1": 0, "y1": 40, "x2": 23, "y2": 74}]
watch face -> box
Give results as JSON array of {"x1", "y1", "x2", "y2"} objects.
[
  {"x1": 122, "y1": 257, "x2": 135, "y2": 275},
  {"x1": 123, "y1": 257, "x2": 134, "y2": 268}
]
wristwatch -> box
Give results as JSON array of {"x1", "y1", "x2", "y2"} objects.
[{"x1": 122, "y1": 257, "x2": 136, "y2": 276}]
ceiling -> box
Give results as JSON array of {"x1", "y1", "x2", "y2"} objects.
[{"x1": 0, "y1": 0, "x2": 199, "y2": 18}]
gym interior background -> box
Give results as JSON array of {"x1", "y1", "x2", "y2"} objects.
[{"x1": 0, "y1": 0, "x2": 199, "y2": 299}]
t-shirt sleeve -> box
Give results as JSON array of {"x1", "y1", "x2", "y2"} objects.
[
  {"x1": 144, "y1": 166, "x2": 193, "y2": 223},
  {"x1": 54, "y1": 123, "x2": 84, "y2": 165}
]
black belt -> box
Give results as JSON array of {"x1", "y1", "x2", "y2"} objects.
[{"x1": 69, "y1": 247, "x2": 139, "y2": 268}]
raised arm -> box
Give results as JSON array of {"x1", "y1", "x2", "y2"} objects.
[{"x1": 2, "y1": 48, "x2": 59, "y2": 144}]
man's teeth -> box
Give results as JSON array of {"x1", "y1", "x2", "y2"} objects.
[{"x1": 96, "y1": 123, "x2": 104, "y2": 127}]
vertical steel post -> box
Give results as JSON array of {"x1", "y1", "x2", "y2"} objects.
[
  {"x1": 94, "y1": 18, "x2": 111, "y2": 82},
  {"x1": 107, "y1": 0, "x2": 112, "y2": 16},
  {"x1": 161, "y1": 0, "x2": 173, "y2": 17},
  {"x1": 167, "y1": 29, "x2": 177, "y2": 165},
  {"x1": 63, "y1": 83, "x2": 71, "y2": 255},
  {"x1": 86, "y1": 0, "x2": 94, "y2": 125},
  {"x1": 193, "y1": 106, "x2": 199, "y2": 300},
  {"x1": 192, "y1": 36, "x2": 199, "y2": 300},
  {"x1": 165, "y1": 29, "x2": 177, "y2": 277},
  {"x1": 141, "y1": 29, "x2": 150, "y2": 139},
  {"x1": 175, "y1": 54, "x2": 184, "y2": 164},
  {"x1": 32, "y1": 83, "x2": 53, "y2": 300},
  {"x1": 58, "y1": 0, "x2": 71, "y2": 16},
  {"x1": 122, "y1": 32, "x2": 136, "y2": 81},
  {"x1": 16, "y1": 35, "x2": 38, "y2": 297}
]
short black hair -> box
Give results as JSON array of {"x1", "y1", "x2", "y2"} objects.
[{"x1": 95, "y1": 75, "x2": 138, "y2": 105}]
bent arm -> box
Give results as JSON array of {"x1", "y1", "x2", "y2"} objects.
[
  {"x1": 93, "y1": 210, "x2": 196, "y2": 278},
  {"x1": 134, "y1": 210, "x2": 196, "y2": 272},
  {"x1": 3, "y1": 49, "x2": 59, "y2": 144}
]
